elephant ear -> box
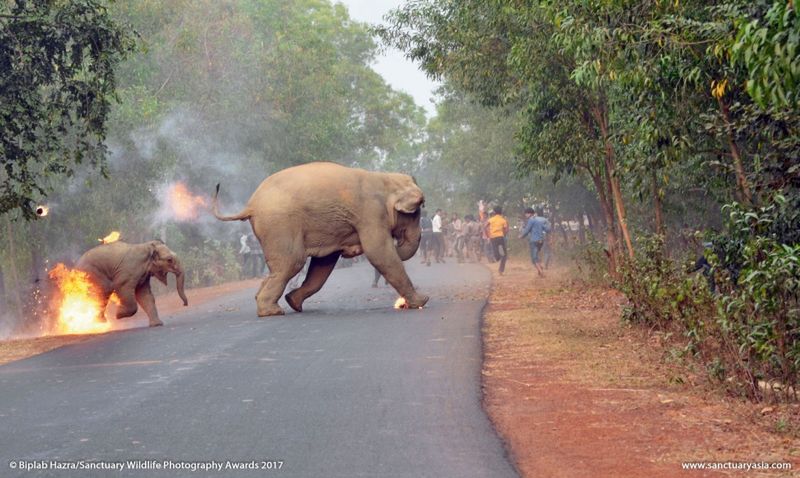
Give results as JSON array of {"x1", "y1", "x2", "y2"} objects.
[
  {"x1": 393, "y1": 186, "x2": 424, "y2": 214},
  {"x1": 148, "y1": 243, "x2": 169, "y2": 285}
]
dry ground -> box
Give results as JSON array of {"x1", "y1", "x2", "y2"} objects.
[
  {"x1": 0, "y1": 278, "x2": 262, "y2": 366},
  {"x1": 482, "y1": 259, "x2": 800, "y2": 478}
]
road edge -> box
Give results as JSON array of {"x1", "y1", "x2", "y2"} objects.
[{"x1": 477, "y1": 262, "x2": 524, "y2": 478}]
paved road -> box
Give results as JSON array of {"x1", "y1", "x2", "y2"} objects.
[{"x1": 0, "y1": 260, "x2": 517, "y2": 478}]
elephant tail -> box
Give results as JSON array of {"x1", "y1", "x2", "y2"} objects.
[{"x1": 212, "y1": 184, "x2": 251, "y2": 222}]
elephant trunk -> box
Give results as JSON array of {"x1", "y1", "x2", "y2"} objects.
[
  {"x1": 175, "y1": 263, "x2": 188, "y2": 306},
  {"x1": 395, "y1": 226, "x2": 421, "y2": 261}
]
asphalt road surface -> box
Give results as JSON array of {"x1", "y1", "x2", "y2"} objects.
[{"x1": 0, "y1": 260, "x2": 518, "y2": 478}]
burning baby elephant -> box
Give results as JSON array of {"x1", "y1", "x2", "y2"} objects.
[
  {"x1": 213, "y1": 161, "x2": 429, "y2": 316},
  {"x1": 76, "y1": 240, "x2": 188, "y2": 327}
]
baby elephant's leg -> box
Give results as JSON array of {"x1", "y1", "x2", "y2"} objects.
[{"x1": 135, "y1": 281, "x2": 163, "y2": 327}]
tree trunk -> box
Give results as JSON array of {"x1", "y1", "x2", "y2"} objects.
[
  {"x1": 590, "y1": 172, "x2": 619, "y2": 278},
  {"x1": 577, "y1": 212, "x2": 586, "y2": 244},
  {"x1": 596, "y1": 110, "x2": 634, "y2": 259},
  {"x1": 717, "y1": 96, "x2": 753, "y2": 205},
  {"x1": 652, "y1": 169, "x2": 664, "y2": 236}
]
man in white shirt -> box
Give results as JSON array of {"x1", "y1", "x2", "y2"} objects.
[
  {"x1": 239, "y1": 233, "x2": 253, "y2": 277},
  {"x1": 432, "y1": 209, "x2": 445, "y2": 263}
]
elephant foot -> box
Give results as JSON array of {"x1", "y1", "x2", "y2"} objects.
[
  {"x1": 257, "y1": 304, "x2": 286, "y2": 317},
  {"x1": 149, "y1": 319, "x2": 164, "y2": 327},
  {"x1": 285, "y1": 291, "x2": 304, "y2": 313},
  {"x1": 405, "y1": 293, "x2": 430, "y2": 309}
]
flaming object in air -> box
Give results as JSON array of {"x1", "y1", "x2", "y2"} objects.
[
  {"x1": 165, "y1": 182, "x2": 208, "y2": 221},
  {"x1": 100, "y1": 231, "x2": 121, "y2": 244},
  {"x1": 48, "y1": 263, "x2": 112, "y2": 335},
  {"x1": 36, "y1": 205, "x2": 49, "y2": 217}
]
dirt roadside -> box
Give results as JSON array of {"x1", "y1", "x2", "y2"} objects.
[
  {"x1": 482, "y1": 259, "x2": 800, "y2": 478},
  {"x1": 0, "y1": 278, "x2": 261, "y2": 366}
]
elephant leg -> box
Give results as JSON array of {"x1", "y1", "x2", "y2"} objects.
[
  {"x1": 90, "y1": 277, "x2": 113, "y2": 322},
  {"x1": 135, "y1": 281, "x2": 163, "y2": 327},
  {"x1": 114, "y1": 287, "x2": 138, "y2": 320},
  {"x1": 285, "y1": 252, "x2": 340, "y2": 312},
  {"x1": 360, "y1": 230, "x2": 429, "y2": 309},
  {"x1": 95, "y1": 287, "x2": 112, "y2": 323},
  {"x1": 255, "y1": 255, "x2": 305, "y2": 317}
]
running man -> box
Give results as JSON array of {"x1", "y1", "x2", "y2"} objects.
[
  {"x1": 519, "y1": 207, "x2": 551, "y2": 277},
  {"x1": 486, "y1": 206, "x2": 509, "y2": 274}
]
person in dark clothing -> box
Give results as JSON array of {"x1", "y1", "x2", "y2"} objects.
[
  {"x1": 419, "y1": 210, "x2": 434, "y2": 266},
  {"x1": 690, "y1": 242, "x2": 716, "y2": 292}
]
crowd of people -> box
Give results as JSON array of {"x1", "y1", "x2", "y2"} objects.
[{"x1": 418, "y1": 204, "x2": 552, "y2": 277}]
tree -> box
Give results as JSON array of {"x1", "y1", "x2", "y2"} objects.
[
  {"x1": 378, "y1": 1, "x2": 635, "y2": 271},
  {"x1": 0, "y1": 0, "x2": 135, "y2": 219}
]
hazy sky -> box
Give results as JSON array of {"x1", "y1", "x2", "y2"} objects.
[{"x1": 336, "y1": 0, "x2": 440, "y2": 117}]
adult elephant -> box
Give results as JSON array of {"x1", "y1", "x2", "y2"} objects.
[
  {"x1": 213, "y1": 162, "x2": 428, "y2": 316},
  {"x1": 76, "y1": 240, "x2": 188, "y2": 327}
]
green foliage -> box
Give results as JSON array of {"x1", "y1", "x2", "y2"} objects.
[
  {"x1": 618, "y1": 235, "x2": 716, "y2": 334},
  {"x1": 618, "y1": 196, "x2": 800, "y2": 400},
  {"x1": 571, "y1": 238, "x2": 611, "y2": 287},
  {"x1": 111, "y1": 0, "x2": 425, "y2": 171},
  {"x1": 733, "y1": 1, "x2": 800, "y2": 109},
  {"x1": 418, "y1": 91, "x2": 528, "y2": 211},
  {"x1": 0, "y1": 0, "x2": 135, "y2": 219},
  {"x1": 713, "y1": 193, "x2": 800, "y2": 280},
  {"x1": 719, "y1": 239, "x2": 800, "y2": 398},
  {"x1": 179, "y1": 238, "x2": 241, "y2": 288},
  {"x1": 711, "y1": 194, "x2": 800, "y2": 399}
]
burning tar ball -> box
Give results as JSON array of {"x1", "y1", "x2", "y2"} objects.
[{"x1": 36, "y1": 205, "x2": 49, "y2": 217}]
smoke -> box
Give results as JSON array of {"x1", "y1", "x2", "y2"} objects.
[
  {"x1": 122, "y1": 107, "x2": 263, "y2": 221},
  {"x1": 0, "y1": 312, "x2": 14, "y2": 340}
]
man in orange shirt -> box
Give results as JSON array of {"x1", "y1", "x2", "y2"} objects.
[{"x1": 485, "y1": 205, "x2": 509, "y2": 274}]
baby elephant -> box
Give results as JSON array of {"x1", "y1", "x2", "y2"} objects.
[{"x1": 76, "y1": 240, "x2": 188, "y2": 327}]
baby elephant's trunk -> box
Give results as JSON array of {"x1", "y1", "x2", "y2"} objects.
[{"x1": 175, "y1": 262, "x2": 188, "y2": 306}]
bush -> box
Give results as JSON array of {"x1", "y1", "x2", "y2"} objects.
[
  {"x1": 571, "y1": 238, "x2": 612, "y2": 286},
  {"x1": 711, "y1": 195, "x2": 800, "y2": 400},
  {"x1": 617, "y1": 235, "x2": 716, "y2": 341},
  {"x1": 615, "y1": 194, "x2": 800, "y2": 401}
]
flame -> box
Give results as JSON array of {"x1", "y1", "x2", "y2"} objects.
[
  {"x1": 100, "y1": 231, "x2": 121, "y2": 244},
  {"x1": 36, "y1": 205, "x2": 49, "y2": 217},
  {"x1": 393, "y1": 296, "x2": 424, "y2": 310},
  {"x1": 48, "y1": 263, "x2": 112, "y2": 335},
  {"x1": 166, "y1": 182, "x2": 208, "y2": 221}
]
